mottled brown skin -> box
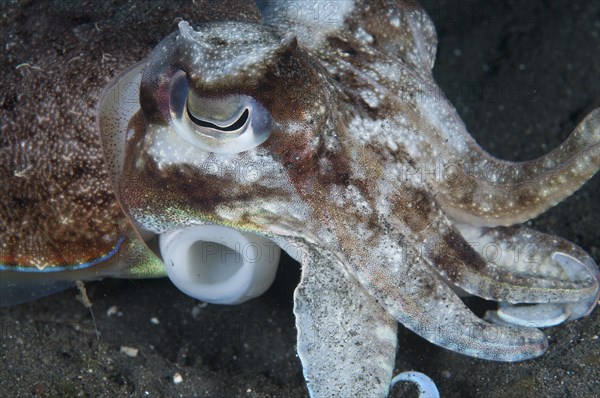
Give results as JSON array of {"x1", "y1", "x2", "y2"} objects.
[
  {"x1": 309, "y1": 0, "x2": 600, "y2": 227},
  {"x1": 2, "y1": 1, "x2": 599, "y2": 397},
  {"x1": 0, "y1": 1, "x2": 261, "y2": 271},
  {"x1": 99, "y1": 3, "x2": 598, "y2": 377}
]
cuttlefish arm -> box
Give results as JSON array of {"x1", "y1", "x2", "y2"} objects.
[
  {"x1": 290, "y1": 241, "x2": 398, "y2": 397},
  {"x1": 360, "y1": 169, "x2": 598, "y2": 306},
  {"x1": 414, "y1": 98, "x2": 600, "y2": 227},
  {"x1": 456, "y1": 223, "x2": 600, "y2": 326},
  {"x1": 290, "y1": 238, "x2": 439, "y2": 398},
  {"x1": 343, "y1": 236, "x2": 549, "y2": 361}
]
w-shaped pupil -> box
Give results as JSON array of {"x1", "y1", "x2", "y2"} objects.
[{"x1": 187, "y1": 107, "x2": 249, "y2": 132}]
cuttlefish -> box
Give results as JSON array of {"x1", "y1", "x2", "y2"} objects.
[{"x1": 1, "y1": 1, "x2": 599, "y2": 397}]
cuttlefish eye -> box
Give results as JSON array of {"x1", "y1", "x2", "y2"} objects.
[{"x1": 169, "y1": 76, "x2": 273, "y2": 154}]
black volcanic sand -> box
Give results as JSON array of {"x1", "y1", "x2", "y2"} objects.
[{"x1": 1, "y1": 1, "x2": 598, "y2": 397}]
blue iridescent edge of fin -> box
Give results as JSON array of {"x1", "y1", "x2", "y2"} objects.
[{"x1": 0, "y1": 236, "x2": 125, "y2": 273}]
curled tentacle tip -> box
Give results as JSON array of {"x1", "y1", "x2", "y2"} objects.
[
  {"x1": 552, "y1": 251, "x2": 600, "y2": 319},
  {"x1": 552, "y1": 251, "x2": 598, "y2": 281},
  {"x1": 488, "y1": 303, "x2": 568, "y2": 328},
  {"x1": 391, "y1": 371, "x2": 440, "y2": 398},
  {"x1": 486, "y1": 248, "x2": 600, "y2": 328}
]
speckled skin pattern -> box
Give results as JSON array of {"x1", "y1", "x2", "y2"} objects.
[
  {"x1": 1, "y1": 1, "x2": 264, "y2": 283},
  {"x1": 2, "y1": 1, "x2": 599, "y2": 397}
]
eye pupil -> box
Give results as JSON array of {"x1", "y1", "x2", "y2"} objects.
[
  {"x1": 169, "y1": 82, "x2": 272, "y2": 154},
  {"x1": 186, "y1": 107, "x2": 250, "y2": 132}
]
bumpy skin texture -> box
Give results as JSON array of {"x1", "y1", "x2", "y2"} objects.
[
  {"x1": 97, "y1": 1, "x2": 599, "y2": 397},
  {"x1": 2, "y1": 1, "x2": 600, "y2": 397},
  {"x1": 0, "y1": 0, "x2": 262, "y2": 290}
]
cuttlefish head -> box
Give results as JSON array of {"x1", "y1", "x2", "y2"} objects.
[{"x1": 99, "y1": 21, "x2": 352, "y2": 304}]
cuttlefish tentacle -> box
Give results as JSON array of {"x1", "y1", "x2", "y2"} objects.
[
  {"x1": 291, "y1": 242, "x2": 398, "y2": 397},
  {"x1": 327, "y1": 24, "x2": 600, "y2": 228},
  {"x1": 280, "y1": 178, "x2": 550, "y2": 361},
  {"x1": 346, "y1": 56, "x2": 600, "y2": 228},
  {"x1": 391, "y1": 372, "x2": 440, "y2": 398},
  {"x1": 456, "y1": 223, "x2": 600, "y2": 325}
]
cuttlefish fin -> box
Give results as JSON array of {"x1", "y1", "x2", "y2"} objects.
[
  {"x1": 0, "y1": 225, "x2": 164, "y2": 306},
  {"x1": 293, "y1": 245, "x2": 397, "y2": 398}
]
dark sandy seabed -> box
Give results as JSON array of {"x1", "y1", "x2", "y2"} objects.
[{"x1": 0, "y1": 0, "x2": 598, "y2": 397}]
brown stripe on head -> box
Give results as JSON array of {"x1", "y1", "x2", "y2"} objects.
[
  {"x1": 251, "y1": 43, "x2": 359, "y2": 197},
  {"x1": 120, "y1": 152, "x2": 294, "y2": 227}
]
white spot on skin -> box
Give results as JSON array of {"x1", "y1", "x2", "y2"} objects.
[
  {"x1": 355, "y1": 26, "x2": 374, "y2": 44},
  {"x1": 359, "y1": 89, "x2": 380, "y2": 108}
]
